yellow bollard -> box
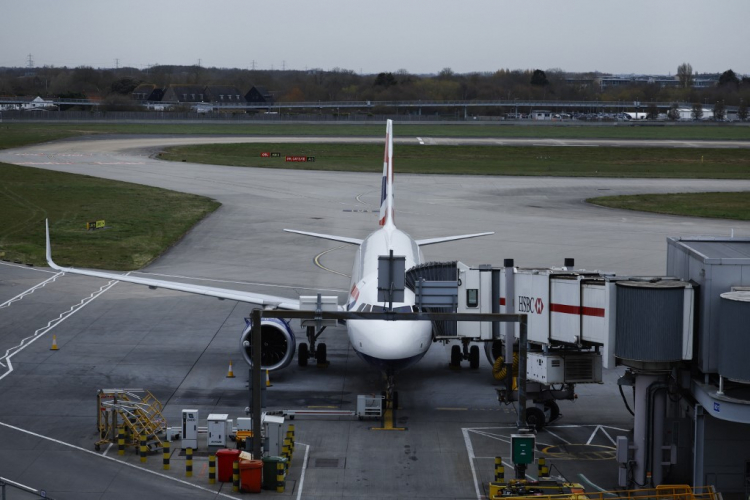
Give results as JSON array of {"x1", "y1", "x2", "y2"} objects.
[
  {"x1": 276, "y1": 460, "x2": 285, "y2": 493},
  {"x1": 163, "y1": 441, "x2": 170, "y2": 470},
  {"x1": 495, "y1": 456, "x2": 505, "y2": 484},
  {"x1": 140, "y1": 434, "x2": 147, "y2": 463},
  {"x1": 186, "y1": 447, "x2": 193, "y2": 477},
  {"x1": 208, "y1": 454, "x2": 216, "y2": 484},
  {"x1": 538, "y1": 457, "x2": 548, "y2": 478},
  {"x1": 232, "y1": 460, "x2": 240, "y2": 492},
  {"x1": 117, "y1": 427, "x2": 125, "y2": 456}
]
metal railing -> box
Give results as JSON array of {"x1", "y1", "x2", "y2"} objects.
[{"x1": 0, "y1": 477, "x2": 56, "y2": 499}]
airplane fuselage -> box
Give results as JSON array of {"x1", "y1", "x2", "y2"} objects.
[{"x1": 346, "y1": 225, "x2": 433, "y2": 372}]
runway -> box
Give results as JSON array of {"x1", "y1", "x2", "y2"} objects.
[{"x1": 1, "y1": 135, "x2": 749, "y2": 498}]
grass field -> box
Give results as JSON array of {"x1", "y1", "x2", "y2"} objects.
[
  {"x1": 159, "y1": 142, "x2": 750, "y2": 178},
  {"x1": 2, "y1": 121, "x2": 750, "y2": 142},
  {"x1": 587, "y1": 192, "x2": 750, "y2": 221},
  {"x1": 0, "y1": 126, "x2": 221, "y2": 269}
]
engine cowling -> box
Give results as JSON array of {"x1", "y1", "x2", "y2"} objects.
[{"x1": 240, "y1": 318, "x2": 296, "y2": 371}]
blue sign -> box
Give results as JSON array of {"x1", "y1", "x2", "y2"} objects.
[{"x1": 714, "y1": 402, "x2": 720, "y2": 413}]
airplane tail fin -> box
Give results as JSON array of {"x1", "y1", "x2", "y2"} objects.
[{"x1": 379, "y1": 119, "x2": 395, "y2": 227}]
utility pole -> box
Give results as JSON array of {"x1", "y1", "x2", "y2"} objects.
[
  {"x1": 114, "y1": 58, "x2": 119, "y2": 70},
  {"x1": 27, "y1": 54, "x2": 34, "y2": 69},
  {"x1": 282, "y1": 60, "x2": 286, "y2": 71}
]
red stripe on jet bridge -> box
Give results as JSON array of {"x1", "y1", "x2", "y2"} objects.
[
  {"x1": 499, "y1": 297, "x2": 506, "y2": 306},
  {"x1": 550, "y1": 303, "x2": 605, "y2": 317}
]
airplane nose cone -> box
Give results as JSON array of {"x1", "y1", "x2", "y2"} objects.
[{"x1": 349, "y1": 319, "x2": 432, "y2": 361}]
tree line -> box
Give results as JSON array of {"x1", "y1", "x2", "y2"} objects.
[{"x1": 1, "y1": 63, "x2": 748, "y2": 112}]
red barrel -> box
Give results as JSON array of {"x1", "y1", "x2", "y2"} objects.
[
  {"x1": 216, "y1": 449, "x2": 242, "y2": 482},
  {"x1": 239, "y1": 459, "x2": 263, "y2": 493}
]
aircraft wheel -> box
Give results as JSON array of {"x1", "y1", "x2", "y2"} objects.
[
  {"x1": 469, "y1": 345, "x2": 480, "y2": 369},
  {"x1": 392, "y1": 391, "x2": 399, "y2": 410},
  {"x1": 545, "y1": 400, "x2": 561, "y2": 423},
  {"x1": 450, "y1": 345, "x2": 462, "y2": 367},
  {"x1": 298, "y1": 343, "x2": 308, "y2": 367},
  {"x1": 526, "y1": 407, "x2": 546, "y2": 431},
  {"x1": 316, "y1": 343, "x2": 327, "y2": 364}
]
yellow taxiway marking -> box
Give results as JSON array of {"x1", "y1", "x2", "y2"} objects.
[
  {"x1": 371, "y1": 408, "x2": 406, "y2": 431},
  {"x1": 313, "y1": 246, "x2": 350, "y2": 278}
]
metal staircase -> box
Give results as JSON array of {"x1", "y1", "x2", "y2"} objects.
[{"x1": 96, "y1": 389, "x2": 167, "y2": 451}]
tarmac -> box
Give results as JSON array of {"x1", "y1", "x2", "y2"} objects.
[{"x1": 1, "y1": 134, "x2": 750, "y2": 499}]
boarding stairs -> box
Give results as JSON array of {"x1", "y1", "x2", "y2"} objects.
[{"x1": 96, "y1": 389, "x2": 167, "y2": 451}]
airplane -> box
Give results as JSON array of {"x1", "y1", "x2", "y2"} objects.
[{"x1": 45, "y1": 119, "x2": 493, "y2": 402}]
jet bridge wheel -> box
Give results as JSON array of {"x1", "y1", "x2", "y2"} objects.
[
  {"x1": 298, "y1": 343, "x2": 309, "y2": 367},
  {"x1": 450, "y1": 345, "x2": 462, "y2": 367},
  {"x1": 469, "y1": 345, "x2": 480, "y2": 369},
  {"x1": 316, "y1": 343, "x2": 327, "y2": 364},
  {"x1": 544, "y1": 400, "x2": 561, "y2": 423},
  {"x1": 526, "y1": 407, "x2": 546, "y2": 431}
]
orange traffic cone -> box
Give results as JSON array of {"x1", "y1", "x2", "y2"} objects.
[
  {"x1": 50, "y1": 335, "x2": 59, "y2": 351},
  {"x1": 226, "y1": 360, "x2": 235, "y2": 378},
  {"x1": 266, "y1": 370, "x2": 272, "y2": 387}
]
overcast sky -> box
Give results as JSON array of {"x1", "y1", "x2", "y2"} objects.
[{"x1": 2, "y1": 0, "x2": 748, "y2": 76}]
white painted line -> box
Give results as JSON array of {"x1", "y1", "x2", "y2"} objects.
[
  {"x1": 469, "y1": 428, "x2": 553, "y2": 448},
  {"x1": 586, "y1": 425, "x2": 601, "y2": 445},
  {"x1": 543, "y1": 428, "x2": 571, "y2": 445},
  {"x1": 0, "y1": 277, "x2": 121, "y2": 382},
  {"x1": 599, "y1": 426, "x2": 617, "y2": 445},
  {"x1": 461, "y1": 428, "x2": 483, "y2": 500},
  {"x1": 296, "y1": 442, "x2": 311, "y2": 500},
  {"x1": 578, "y1": 473, "x2": 617, "y2": 496},
  {"x1": 417, "y1": 137, "x2": 424, "y2": 145},
  {"x1": 103, "y1": 442, "x2": 114, "y2": 456},
  {"x1": 0, "y1": 261, "x2": 57, "y2": 274},
  {"x1": 0, "y1": 420, "x2": 240, "y2": 499},
  {"x1": 0, "y1": 272, "x2": 64, "y2": 310}
]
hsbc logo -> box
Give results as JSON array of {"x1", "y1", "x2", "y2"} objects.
[{"x1": 518, "y1": 295, "x2": 544, "y2": 314}]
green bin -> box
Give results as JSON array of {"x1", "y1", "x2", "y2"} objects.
[{"x1": 262, "y1": 456, "x2": 287, "y2": 490}]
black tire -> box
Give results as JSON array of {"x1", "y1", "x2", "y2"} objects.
[
  {"x1": 526, "y1": 407, "x2": 546, "y2": 431},
  {"x1": 450, "y1": 345, "x2": 462, "y2": 367},
  {"x1": 392, "y1": 391, "x2": 399, "y2": 410},
  {"x1": 298, "y1": 343, "x2": 309, "y2": 367},
  {"x1": 469, "y1": 345, "x2": 480, "y2": 369},
  {"x1": 544, "y1": 400, "x2": 561, "y2": 423},
  {"x1": 316, "y1": 343, "x2": 327, "y2": 364}
]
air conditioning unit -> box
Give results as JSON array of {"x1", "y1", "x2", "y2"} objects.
[{"x1": 527, "y1": 352, "x2": 602, "y2": 384}]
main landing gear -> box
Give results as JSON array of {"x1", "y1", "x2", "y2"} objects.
[
  {"x1": 298, "y1": 326, "x2": 328, "y2": 367},
  {"x1": 449, "y1": 340, "x2": 480, "y2": 369}
]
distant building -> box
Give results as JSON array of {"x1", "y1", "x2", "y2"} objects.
[
  {"x1": 0, "y1": 96, "x2": 55, "y2": 111},
  {"x1": 131, "y1": 84, "x2": 164, "y2": 101},
  {"x1": 245, "y1": 86, "x2": 274, "y2": 104},
  {"x1": 162, "y1": 85, "x2": 206, "y2": 103},
  {"x1": 204, "y1": 85, "x2": 243, "y2": 104},
  {"x1": 530, "y1": 110, "x2": 552, "y2": 120}
]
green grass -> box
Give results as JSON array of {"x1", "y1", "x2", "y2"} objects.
[
  {"x1": 587, "y1": 192, "x2": 750, "y2": 221},
  {"x1": 2, "y1": 121, "x2": 750, "y2": 141},
  {"x1": 0, "y1": 163, "x2": 220, "y2": 269},
  {"x1": 0, "y1": 125, "x2": 221, "y2": 269},
  {"x1": 159, "y1": 143, "x2": 750, "y2": 178}
]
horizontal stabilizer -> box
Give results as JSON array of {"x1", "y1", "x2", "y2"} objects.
[
  {"x1": 283, "y1": 229, "x2": 363, "y2": 245},
  {"x1": 415, "y1": 232, "x2": 494, "y2": 246},
  {"x1": 45, "y1": 220, "x2": 301, "y2": 310}
]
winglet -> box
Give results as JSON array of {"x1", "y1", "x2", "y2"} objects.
[{"x1": 45, "y1": 219, "x2": 62, "y2": 271}]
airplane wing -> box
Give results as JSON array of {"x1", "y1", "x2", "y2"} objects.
[
  {"x1": 283, "y1": 229, "x2": 363, "y2": 245},
  {"x1": 415, "y1": 232, "x2": 494, "y2": 246},
  {"x1": 46, "y1": 220, "x2": 300, "y2": 310}
]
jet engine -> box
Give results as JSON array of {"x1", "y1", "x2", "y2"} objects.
[{"x1": 240, "y1": 318, "x2": 296, "y2": 371}]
